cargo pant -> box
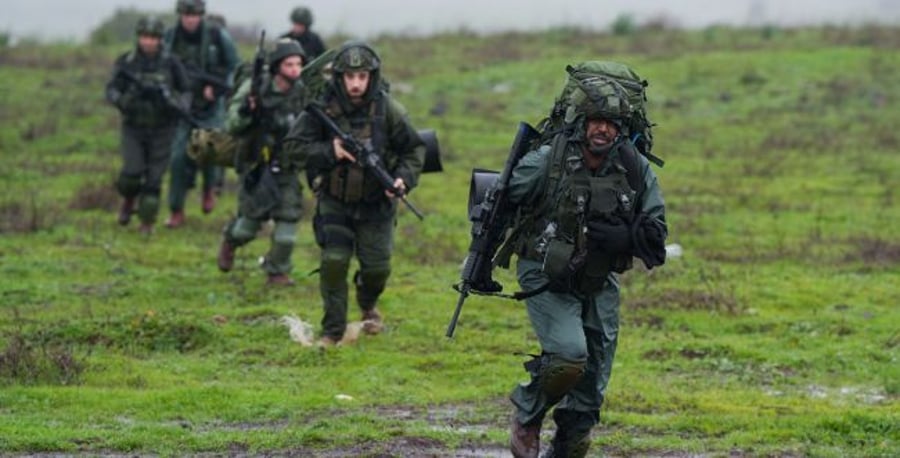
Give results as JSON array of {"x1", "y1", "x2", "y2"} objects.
[
  {"x1": 224, "y1": 170, "x2": 303, "y2": 275},
  {"x1": 117, "y1": 124, "x2": 176, "y2": 224},
  {"x1": 313, "y1": 194, "x2": 394, "y2": 340},
  {"x1": 510, "y1": 258, "x2": 620, "y2": 433}
]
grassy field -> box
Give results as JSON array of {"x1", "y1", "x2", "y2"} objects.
[{"x1": 1, "y1": 25, "x2": 898, "y2": 457}]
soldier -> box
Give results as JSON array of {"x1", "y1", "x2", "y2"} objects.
[
  {"x1": 105, "y1": 16, "x2": 191, "y2": 235},
  {"x1": 283, "y1": 41, "x2": 425, "y2": 346},
  {"x1": 217, "y1": 39, "x2": 308, "y2": 286},
  {"x1": 505, "y1": 76, "x2": 667, "y2": 457},
  {"x1": 280, "y1": 6, "x2": 327, "y2": 61},
  {"x1": 163, "y1": 0, "x2": 239, "y2": 228}
]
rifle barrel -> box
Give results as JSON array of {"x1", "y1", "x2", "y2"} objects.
[{"x1": 446, "y1": 284, "x2": 470, "y2": 338}]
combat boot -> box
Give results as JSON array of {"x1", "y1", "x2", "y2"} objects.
[
  {"x1": 217, "y1": 239, "x2": 235, "y2": 272},
  {"x1": 361, "y1": 308, "x2": 384, "y2": 335},
  {"x1": 165, "y1": 211, "x2": 185, "y2": 228},
  {"x1": 510, "y1": 412, "x2": 541, "y2": 458},
  {"x1": 266, "y1": 273, "x2": 295, "y2": 287},
  {"x1": 202, "y1": 190, "x2": 216, "y2": 214},
  {"x1": 138, "y1": 223, "x2": 153, "y2": 236},
  {"x1": 118, "y1": 198, "x2": 136, "y2": 226}
]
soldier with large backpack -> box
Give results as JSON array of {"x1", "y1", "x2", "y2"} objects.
[
  {"x1": 216, "y1": 38, "x2": 309, "y2": 286},
  {"x1": 505, "y1": 66, "x2": 667, "y2": 458},
  {"x1": 162, "y1": 0, "x2": 239, "y2": 228},
  {"x1": 105, "y1": 16, "x2": 191, "y2": 235}
]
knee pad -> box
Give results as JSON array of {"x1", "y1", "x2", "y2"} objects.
[
  {"x1": 116, "y1": 173, "x2": 142, "y2": 198},
  {"x1": 229, "y1": 218, "x2": 259, "y2": 244},
  {"x1": 539, "y1": 354, "x2": 586, "y2": 399},
  {"x1": 320, "y1": 252, "x2": 351, "y2": 287},
  {"x1": 355, "y1": 268, "x2": 390, "y2": 294},
  {"x1": 272, "y1": 221, "x2": 298, "y2": 247},
  {"x1": 137, "y1": 194, "x2": 160, "y2": 223}
]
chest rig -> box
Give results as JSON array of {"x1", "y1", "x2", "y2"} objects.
[
  {"x1": 322, "y1": 95, "x2": 391, "y2": 204},
  {"x1": 122, "y1": 51, "x2": 176, "y2": 127},
  {"x1": 527, "y1": 135, "x2": 640, "y2": 294},
  {"x1": 256, "y1": 76, "x2": 305, "y2": 163}
]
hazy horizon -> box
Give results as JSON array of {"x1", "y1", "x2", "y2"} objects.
[{"x1": 6, "y1": 0, "x2": 900, "y2": 43}]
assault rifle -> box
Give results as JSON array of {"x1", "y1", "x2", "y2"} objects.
[
  {"x1": 305, "y1": 103, "x2": 425, "y2": 221},
  {"x1": 446, "y1": 122, "x2": 540, "y2": 338},
  {"x1": 115, "y1": 67, "x2": 199, "y2": 127},
  {"x1": 184, "y1": 64, "x2": 232, "y2": 98}
]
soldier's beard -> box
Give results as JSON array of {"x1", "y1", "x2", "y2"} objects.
[{"x1": 587, "y1": 134, "x2": 617, "y2": 156}]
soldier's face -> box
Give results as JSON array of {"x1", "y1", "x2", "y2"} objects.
[
  {"x1": 291, "y1": 23, "x2": 307, "y2": 35},
  {"x1": 138, "y1": 34, "x2": 162, "y2": 55},
  {"x1": 180, "y1": 13, "x2": 202, "y2": 33},
  {"x1": 342, "y1": 71, "x2": 371, "y2": 104},
  {"x1": 585, "y1": 118, "x2": 619, "y2": 149},
  {"x1": 278, "y1": 56, "x2": 303, "y2": 81}
]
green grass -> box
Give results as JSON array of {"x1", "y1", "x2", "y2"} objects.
[{"x1": 1, "y1": 25, "x2": 898, "y2": 456}]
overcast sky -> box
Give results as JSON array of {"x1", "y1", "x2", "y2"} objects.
[{"x1": 6, "y1": 0, "x2": 900, "y2": 42}]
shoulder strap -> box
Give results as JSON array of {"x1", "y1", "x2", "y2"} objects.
[
  {"x1": 615, "y1": 142, "x2": 645, "y2": 196},
  {"x1": 371, "y1": 94, "x2": 387, "y2": 155}
]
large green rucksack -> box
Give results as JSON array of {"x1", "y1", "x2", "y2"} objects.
[{"x1": 536, "y1": 61, "x2": 663, "y2": 167}]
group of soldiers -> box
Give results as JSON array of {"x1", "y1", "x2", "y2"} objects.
[{"x1": 103, "y1": 1, "x2": 668, "y2": 456}]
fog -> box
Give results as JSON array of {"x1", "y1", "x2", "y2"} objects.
[{"x1": 5, "y1": 0, "x2": 900, "y2": 42}]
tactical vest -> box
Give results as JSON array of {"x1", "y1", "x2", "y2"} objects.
[
  {"x1": 120, "y1": 51, "x2": 180, "y2": 128},
  {"x1": 255, "y1": 75, "x2": 306, "y2": 167},
  {"x1": 167, "y1": 22, "x2": 228, "y2": 109},
  {"x1": 320, "y1": 93, "x2": 399, "y2": 204},
  {"x1": 519, "y1": 134, "x2": 642, "y2": 294}
]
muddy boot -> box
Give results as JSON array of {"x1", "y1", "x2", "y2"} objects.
[
  {"x1": 217, "y1": 239, "x2": 236, "y2": 272},
  {"x1": 317, "y1": 335, "x2": 339, "y2": 349},
  {"x1": 361, "y1": 307, "x2": 384, "y2": 335},
  {"x1": 138, "y1": 223, "x2": 153, "y2": 236},
  {"x1": 118, "y1": 198, "x2": 136, "y2": 226},
  {"x1": 542, "y1": 410, "x2": 595, "y2": 458},
  {"x1": 510, "y1": 411, "x2": 541, "y2": 458},
  {"x1": 165, "y1": 210, "x2": 185, "y2": 229},
  {"x1": 266, "y1": 273, "x2": 295, "y2": 287},
  {"x1": 202, "y1": 189, "x2": 216, "y2": 214}
]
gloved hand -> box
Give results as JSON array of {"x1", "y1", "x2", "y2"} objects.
[
  {"x1": 586, "y1": 218, "x2": 633, "y2": 255},
  {"x1": 632, "y1": 214, "x2": 667, "y2": 269}
]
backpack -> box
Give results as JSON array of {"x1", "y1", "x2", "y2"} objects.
[{"x1": 536, "y1": 61, "x2": 663, "y2": 167}]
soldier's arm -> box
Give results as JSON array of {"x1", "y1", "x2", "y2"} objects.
[
  {"x1": 632, "y1": 155, "x2": 667, "y2": 268},
  {"x1": 104, "y1": 55, "x2": 130, "y2": 108},
  {"x1": 385, "y1": 96, "x2": 425, "y2": 191},
  {"x1": 507, "y1": 145, "x2": 551, "y2": 206},
  {"x1": 217, "y1": 28, "x2": 241, "y2": 79},
  {"x1": 225, "y1": 79, "x2": 253, "y2": 134},
  {"x1": 169, "y1": 56, "x2": 191, "y2": 95},
  {"x1": 282, "y1": 108, "x2": 335, "y2": 173}
]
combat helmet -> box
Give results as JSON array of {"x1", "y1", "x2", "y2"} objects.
[
  {"x1": 330, "y1": 41, "x2": 383, "y2": 105},
  {"x1": 269, "y1": 38, "x2": 307, "y2": 70},
  {"x1": 176, "y1": 0, "x2": 206, "y2": 14},
  {"x1": 564, "y1": 76, "x2": 633, "y2": 127},
  {"x1": 290, "y1": 6, "x2": 314, "y2": 26},
  {"x1": 136, "y1": 16, "x2": 166, "y2": 37}
]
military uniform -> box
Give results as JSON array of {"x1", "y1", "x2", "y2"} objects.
[
  {"x1": 506, "y1": 77, "x2": 667, "y2": 457},
  {"x1": 218, "y1": 39, "x2": 308, "y2": 283},
  {"x1": 283, "y1": 42, "x2": 425, "y2": 342},
  {"x1": 280, "y1": 6, "x2": 326, "y2": 60},
  {"x1": 163, "y1": 0, "x2": 239, "y2": 226},
  {"x1": 105, "y1": 17, "x2": 190, "y2": 232}
]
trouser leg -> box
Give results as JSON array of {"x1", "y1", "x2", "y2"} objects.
[
  {"x1": 167, "y1": 122, "x2": 194, "y2": 212},
  {"x1": 354, "y1": 218, "x2": 393, "y2": 311},
  {"x1": 261, "y1": 220, "x2": 297, "y2": 275}
]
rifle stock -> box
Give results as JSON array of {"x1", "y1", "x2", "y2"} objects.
[
  {"x1": 445, "y1": 121, "x2": 540, "y2": 338},
  {"x1": 305, "y1": 103, "x2": 425, "y2": 220}
]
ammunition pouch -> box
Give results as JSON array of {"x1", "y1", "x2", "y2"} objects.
[{"x1": 327, "y1": 163, "x2": 366, "y2": 203}]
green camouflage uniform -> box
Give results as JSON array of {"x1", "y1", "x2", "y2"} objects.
[
  {"x1": 105, "y1": 42, "x2": 190, "y2": 225},
  {"x1": 222, "y1": 73, "x2": 307, "y2": 276},
  {"x1": 283, "y1": 42, "x2": 425, "y2": 340},
  {"x1": 163, "y1": 19, "x2": 239, "y2": 214}
]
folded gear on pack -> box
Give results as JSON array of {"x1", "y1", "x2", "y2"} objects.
[{"x1": 187, "y1": 127, "x2": 244, "y2": 167}]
